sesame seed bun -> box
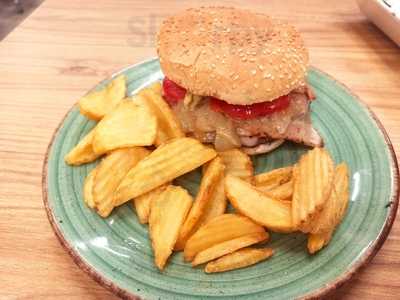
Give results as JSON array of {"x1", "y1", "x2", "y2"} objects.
[{"x1": 157, "y1": 7, "x2": 309, "y2": 105}]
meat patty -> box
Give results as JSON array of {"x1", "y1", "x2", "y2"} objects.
[{"x1": 171, "y1": 85, "x2": 322, "y2": 153}]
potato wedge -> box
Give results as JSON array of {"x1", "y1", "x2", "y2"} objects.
[
  {"x1": 114, "y1": 138, "x2": 217, "y2": 205},
  {"x1": 175, "y1": 157, "x2": 225, "y2": 250},
  {"x1": 184, "y1": 214, "x2": 265, "y2": 261},
  {"x1": 133, "y1": 185, "x2": 167, "y2": 224},
  {"x1": 149, "y1": 185, "x2": 193, "y2": 270},
  {"x1": 310, "y1": 163, "x2": 349, "y2": 232},
  {"x1": 309, "y1": 187, "x2": 337, "y2": 234},
  {"x1": 254, "y1": 166, "x2": 293, "y2": 188},
  {"x1": 79, "y1": 75, "x2": 126, "y2": 121},
  {"x1": 136, "y1": 84, "x2": 184, "y2": 145},
  {"x1": 292, "y1": 148, "x2": 334, "y2": 231},
  {"x1": 93, "y1": 147, "x2": 149, "y2": 217},
  {"x1": 196, "y1": 174, "x2": 227, "y2": 228},
  {"x1": 83, "y1": 167, "x2": 97, "y2": 209},
  {"x1": 65, "y1": 128, "x2": 101, "y2": 165},
  {"x1": 307, "y1": 231, "x2": 332, "y2": 254},
  {"x1": 263, "y1": 179, "x2": 293, "y2": 200},
  {"x1": 225, "y1": 175, "x2": 293, "y2": 232},
  {"x1": 307, "y1": 163, "x2": 349, "y2": 254},
  {"x1": 218, "y1": 149, "x2": 253, "y2": 181},
  {"x1": 92, "y1": 101, "x2": 157, "y2": 154},
  {"x1": 148, "y1": 81, "x2": 162, "y2": 95},
  {"x1": 334, "y1": 163, "x2": 350, "y2": 224},
  {"x1": 192, "y1": 232, "x2": 269, "y2": 266},
  {"x1": 205, "y1": 247, "x2": 273, "y2": 273}
]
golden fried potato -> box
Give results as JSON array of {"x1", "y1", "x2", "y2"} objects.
[
  {"x1": 310, "y1": 188, "x2": 337, "y2": 235},
  {"x1": 292, "y1": 148, "x2": 334, "y2": 232},
  {"x1": 93, "y1": 147, "x2": 149, "y2": 217},
  {"x1": 307, "y1": 231, "x2": 332, "y2": 254},
  {"x1": 205, "y1": 247, "x2": 273, "y2": 273},
  {"x1": 83, "y1": 167, "x2": 97, "y2": 209},
  {"x1": 195, "y1": 174, "x2": 227, "y2": 228},
  {"x1": 225, "y1": 175, "x2": 293, "y2": 232},
  {"x1": 254, "y1": 166, "x2": 293, "y2": 192},
  {"x1": 114, "y1": 138, "x2": 217, "y2": 206},
  {"x1": 79, "y1": 75, "x2": 126, "y2": 120},
  {"x1": 65, "y1": 128, "x2": 101, "y2": 165},
  {"x1": 310, "y1": 163, "x2": 350, "y2": 233},
  {"x1": 148, "y1": 81, "x2": 162, "y2": 95},
  {"x1": 334, "y1": 163, "x2": 350, "y2": 224},
  {"x1": 175, "y1": 157, "x2": 225, "y2": 250},
  {"x1": 92, "y1": 101, "x2": 157, "y2": 154},
  {"x1": 133, "y1": 185, "x2": 167, "y2": 224},
  {"x1": 192, "y1": 232, "x2": 268, "y2": 266},
  {"x1": 149, "y1": 185, "x2": 193, "y2": 270},
  {"x1": 184, "y1": 214, "x2": 265, "y2": 261},
  {"x1": 263, "y1": 179, "x2": 294, "y2": 200},
  {"x1": 136, "y1": 84, "x2": 184, "y2": 145},
  {"x1": 307, "y1": 163, "x2": 349, "y2": 254},
  {"x1": 218, "y1": 149, "x2": 253, "y2": 181}
]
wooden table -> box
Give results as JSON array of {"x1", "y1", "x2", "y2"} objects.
[{"x1": 1, "y1": 0, "x2": 399, "y2": 299}]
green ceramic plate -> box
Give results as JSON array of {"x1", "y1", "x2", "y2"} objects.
[{"x1": 43, "y1": 58, "x2": 399, "y2": 299}]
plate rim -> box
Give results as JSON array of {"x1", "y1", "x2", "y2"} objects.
[{"x1": 42, "y1": 58, "x2": 399, "y2": 300}]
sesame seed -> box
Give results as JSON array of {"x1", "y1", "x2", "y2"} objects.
[
  {"x1": 263, "y1": 73, "x2": 271, "y2": 79},
  {"x1": 251, "y1": 70, "x2": 257, "y2": 75}
]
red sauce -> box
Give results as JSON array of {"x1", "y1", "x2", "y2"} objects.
[
  {"x1": 209, "y1": 95, "x2": 290, "y2": 120},
  {"x1": 162, "y1": 77, "x2": 186, "y2": 105}
]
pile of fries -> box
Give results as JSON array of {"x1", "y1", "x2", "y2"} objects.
[{"x1": 66, "y1": 75, "x2": 350, "y2": 272}]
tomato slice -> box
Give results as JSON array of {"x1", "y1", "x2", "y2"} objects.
[
  {"x1": 162, "y1": 77, "x2": 186, "y2": 105},
  {"x1": 209, "y1": 95, "x2": 290, "y2": 120}
]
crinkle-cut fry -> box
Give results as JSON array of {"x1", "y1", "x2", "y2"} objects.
[
  {"x1": 93, "y1": 147, "x2": 149, "y2": 217},
  {"x1": 79, "y1": 75, "x2": 126, "y2": 121},
  {"x1": 308, "y1": 163, "x2": 349, "y2": 254},
  {"x1": 292, "y1": 148, "x2": 334, "y2": 232},
  {"x1": 184, "y1": 214, "x2": 265, "y2": 262},
  {"x1": 263, "y1": 179, "x2": 293, "y2": 200},
  {"x1": 133, "y1": 185, "x2": 168, "y2": 224},
  {"x1": 218, "y1": 149, "x2": 253, "y2": 181},
  {"x1": 334, "y1": 163, "x2": 350, "y2": 224},
  {"x1": 114, "y1": 138, "x2": 217, "y2": 206},
  {"x1": 192, "y1": 231, "x2": 269, "y2": 266},
  {"x1": 310, "y1": 163, "x2": 350, "y2": 234},
  {"x1": 175, "y1": 157, "x2": 225, "y2": 250},
  {"x1": 310, "y1": 187, "x2": 337, "y2": 234},
  {"x1": 195, "y1": 174, "x2": 227, "y2": 229},
  {"x1": 205, "y1": 247, "x2": 273, "y2": 273},
  {"x1": 307, "y1": 231, "x2": 333, "y2": 254},
  {"x1": 65, "y1": 128, "x2": 101, "y2": 165},
  {"x1": 149, "y1": 185, "x2": 193, "y2": 270},
  {"x1": 83, "y1": 167, "x2": 97, "y2": 209},
  {"x1": 136, "y1": 84, "x2": 184, "y2": 145},
  {"x1": 92, "y1": 101, "x2": 157, "y2": 155},
  {"x1": 254, "y1": 166, "x2": 293, "y2": 188},
  {"x1": 147, "y1": 81, "x2": 162, "y2": 95},
  {"x1": 225, "y1": 175, "x2": 294, "y2": 233}
]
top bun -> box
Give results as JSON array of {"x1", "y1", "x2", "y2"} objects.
[{"x1": 157, "y1": 7, "x2": 309, "y2": 105}]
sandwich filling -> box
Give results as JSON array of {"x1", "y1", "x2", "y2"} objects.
[{"x1": 162, "y1": 77, "x2": 322, "y2": 153}]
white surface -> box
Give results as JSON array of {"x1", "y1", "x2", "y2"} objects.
[{"x1": 357, "y1": 0, "x2": 400, "y2": 46}]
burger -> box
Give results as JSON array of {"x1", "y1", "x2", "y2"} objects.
[{"x1": 156, "y1": 6, "x2": 322, "y2": 154}]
